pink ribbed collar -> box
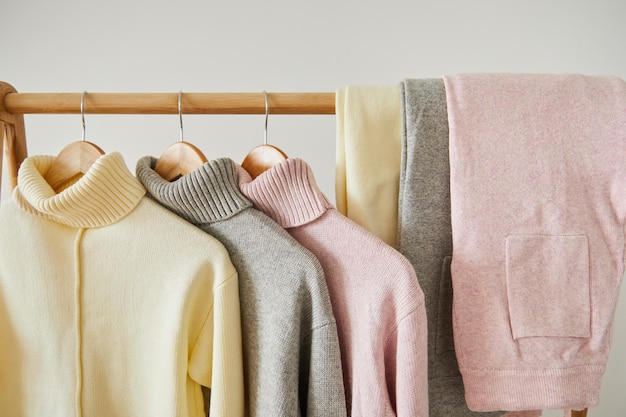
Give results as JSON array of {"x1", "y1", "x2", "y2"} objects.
[{"x1": 237, "y1": 158, "x2": 332, "y2": 228}]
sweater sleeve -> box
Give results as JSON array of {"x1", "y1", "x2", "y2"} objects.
[
  {"x1": 189, "y1": 273, "x2": 244, "y2": 417},
  {"x1": 305, "y1": 322, "x2": 348, "y2": 417},
  {"x1": 385, "y1": 303, "x2": 428, "y2": 417}
]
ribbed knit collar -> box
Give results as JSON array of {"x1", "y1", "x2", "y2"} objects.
[
  {"x1": 237, "y1": 158, "x2": 332, "y2": 228},
  {"x1": 136, "y1": 156, "x2": 252, "y2": 225},
  {"x1": 14, "y1": 152, "x2": 146, "y2": 228}
]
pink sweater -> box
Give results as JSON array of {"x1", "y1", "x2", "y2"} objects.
[
  {"x1": 238, "y1": 158, "x2": 428, "y2": 417},
  {"x1": 444, "y1": 74, "x2": 626, "y2": 411}
]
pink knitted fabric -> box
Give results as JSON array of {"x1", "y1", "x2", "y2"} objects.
[
  {"x1": 238, "y1": 158, "x2": 428, "y2": 417},
  {"x1": 444, "y1": 74, "x2": 626, "y2": 411}
]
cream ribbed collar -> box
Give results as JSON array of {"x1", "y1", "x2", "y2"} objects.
[
  {"x1": 237, "y1": 158, "x2": 332, "y2": 229},
  {"x1": 14, "y1": 152, "x2": 145, "y2": 228},
  {"x1": 136, "y1": 156, "x2": 252, "y2": 225}
]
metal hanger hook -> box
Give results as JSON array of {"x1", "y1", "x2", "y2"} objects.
[
  {"x1": 178, "y1": 91, "x2": 184, "y2": 142},
  {"x1": 263, "y1": 90, "x2": 269, "y2": 146},
  {"x1": 81, "y1": 91, "x2": 87, "y2": 142}
]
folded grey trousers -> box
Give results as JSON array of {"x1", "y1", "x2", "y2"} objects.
[{"x1": 398, "y1": 79, "x2": 505, "y2": 417}]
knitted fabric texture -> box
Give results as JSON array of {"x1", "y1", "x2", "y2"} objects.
[
  {"x1": 444, "y1": 74, "x2": 626, "y2": 411},
  {"x1": 399, "y1": 78, "x2": 506, "y2": 417},
  {"x1": 239, "y1": 158, "x2": 428, "y2": 417},
  {"x1": 0, "y1": 152, "x2": 244, "y2": 417},
  {"x1": 136, "y1": 156, "x2": 347, "y2": 417},
  {"x1": 335, "y1": 85, "x2": 402, "y2": 247}
]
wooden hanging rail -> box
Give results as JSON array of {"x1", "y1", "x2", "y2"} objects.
[
  {"x1": 2, "y1": 91, "x2": 336, "y2": 115},
  {"x1": 0, "y1": 83, "x2": 336, "y2": 189}
]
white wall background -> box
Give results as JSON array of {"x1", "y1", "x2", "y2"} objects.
[{"x1": 1, "y1": 0, "x2": 625, "y2": 415}]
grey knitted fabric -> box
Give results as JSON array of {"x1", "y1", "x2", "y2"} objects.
[
  {"x1": 398, "y1": 79, "x2": 505, "y2": 417},
  {"x1": 136, "y1": 156, "x2": 347, "y2": 417}
]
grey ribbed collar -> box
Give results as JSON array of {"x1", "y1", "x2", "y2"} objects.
[{"x1": 136, "y1": 156, "x2": 252, "y2": 225}]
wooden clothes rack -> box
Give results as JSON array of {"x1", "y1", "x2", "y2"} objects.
[
  {"x1": 0, "y1": 81, "x2": 589, "y2": 417},
  {"x1": 0, "y1": 81, "x2": 335, "y2": 189}
]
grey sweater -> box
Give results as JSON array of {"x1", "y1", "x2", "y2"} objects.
[
  {"x1": 137, "y1": 156, "x2": 347, "y2": 417},
  {"x1": 398, "y1": 79, "x2": 504, "y2": 417}
]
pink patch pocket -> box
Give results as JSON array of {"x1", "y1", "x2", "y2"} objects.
[{"x1": 505, "y1": 235, "x2": 591, "y2": 339}]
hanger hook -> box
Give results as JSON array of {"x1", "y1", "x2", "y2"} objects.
[
  {"x1": 178, "y1": 91, "x2": 184, "y2": 142},
  {"x1": 81, "y1": 91, "x2": 87, "y2": 142},
  {"x1": 263, "y1": 90, "x2": 269, "y2": 146}
]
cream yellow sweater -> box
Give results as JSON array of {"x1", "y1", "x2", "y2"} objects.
[
  {"x1": 335, "y1": 85, "x2": 402, "y2": 248},
  {"x1": 0, "y1": 152, "x2": 243, "y2": 417}
]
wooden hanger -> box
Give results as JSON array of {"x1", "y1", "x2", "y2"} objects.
[
  {"x1": 241, "y1": 91, "x2": 288, "y2": 178},
  {"x1": 241, "y1": 144, "x2": 287, "y2": 179},
  {"x1": 153, "y1": 91, "x2": 208, "y2": 181},
  {"x1": 45, "y1": 141, "x2": 105, "y2": 191},
  {"x1": 153, "y1": 141, "x2": 207, "y2": 181},
  {"x1": 44, "y1": 91, "x2": 105, "y2": 192}
]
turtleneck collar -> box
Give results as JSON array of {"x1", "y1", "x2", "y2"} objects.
[
  {"x1": 136, "y1": 156, "x2": 252, "y2": 225},
  {"x1": 237, "y1": 158, "x2": 332, "y2": 229},
  {"x1": 13, "y1": 152, "x2": 146, "y2": 228}
]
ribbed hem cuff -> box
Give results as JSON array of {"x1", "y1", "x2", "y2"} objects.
[{"x1": 461, "y1": 365, "x2": 604, "y2": 411}]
